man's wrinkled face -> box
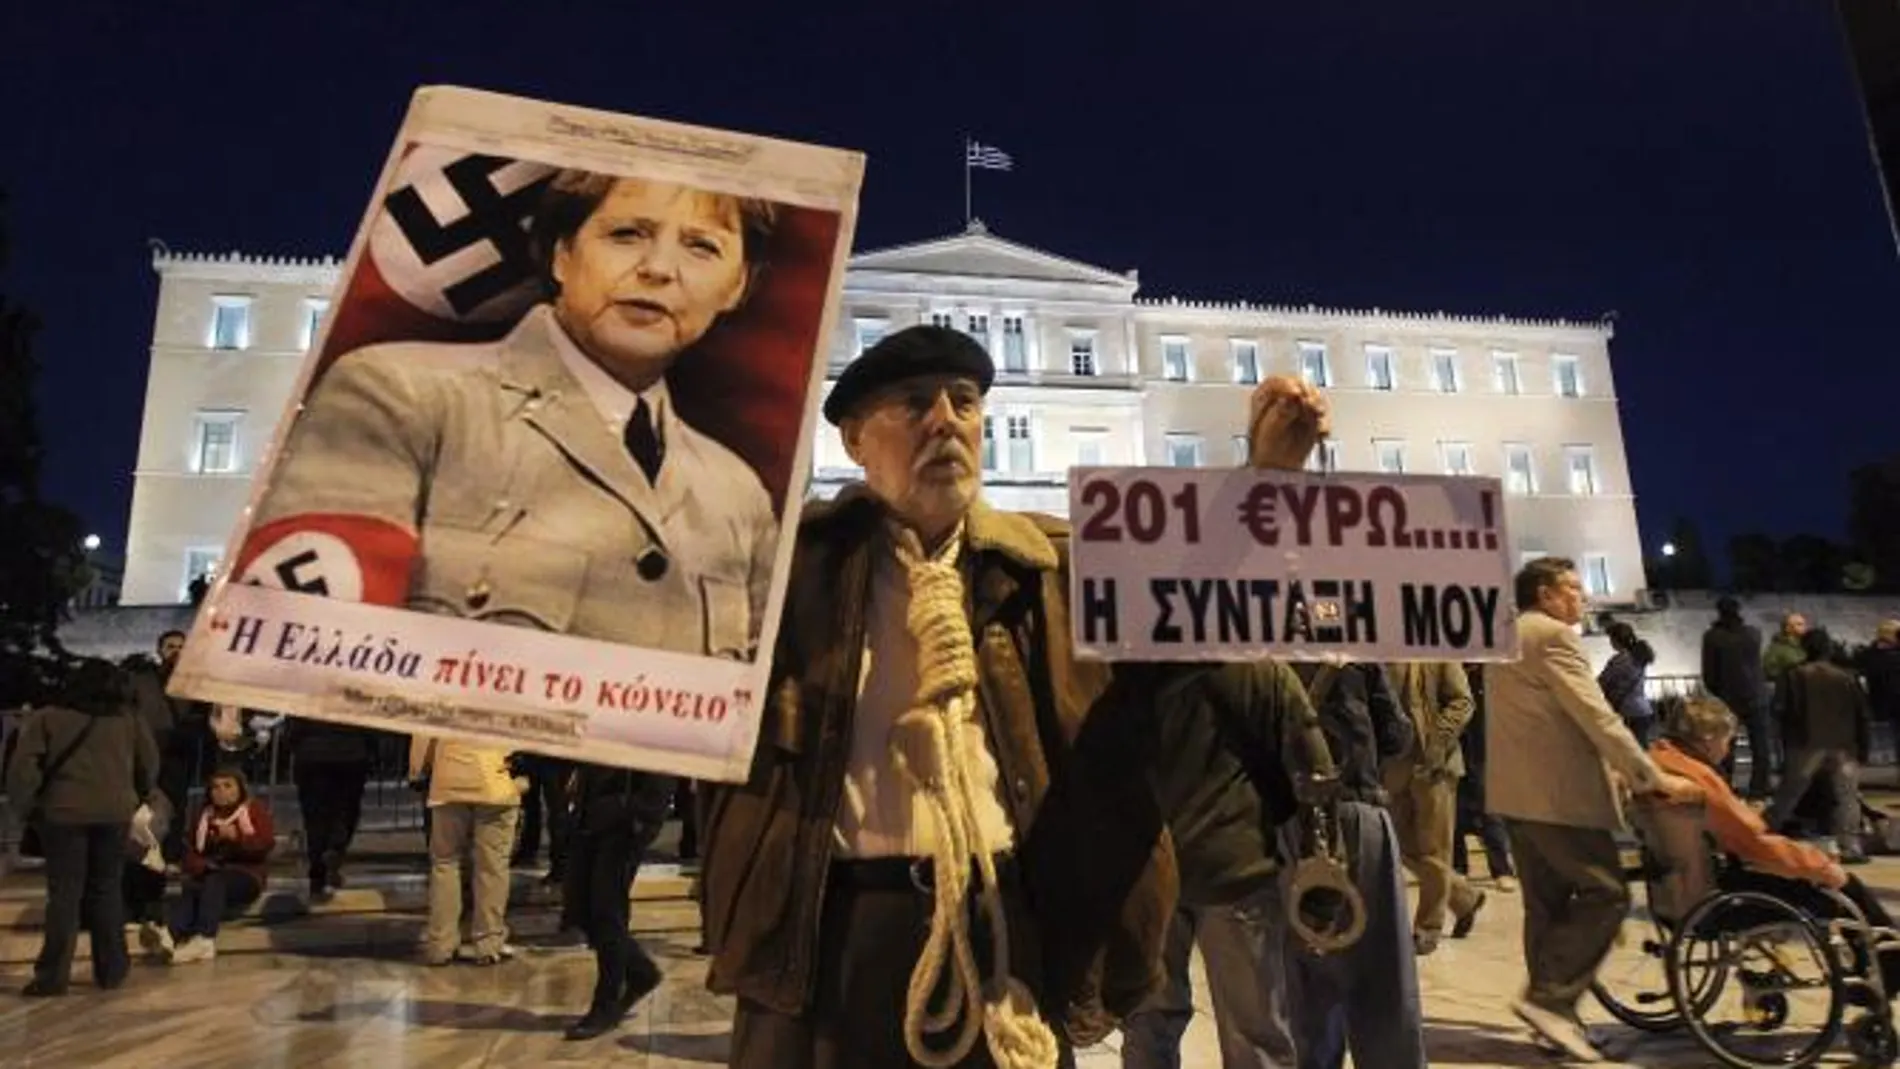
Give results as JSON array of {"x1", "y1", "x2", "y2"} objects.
[
  {"x1": 1538, "y1": 569, "x2": 1587, "y2": 627},
  {"x1": 552, "y1": 178, "x2": 749, "y2": 376},
  {"x1": 157, "y1": 634, "x2": 184, "y2": 667},
  {"x1": 842, "y1": 374, "x2": 984, "y2": 534}
]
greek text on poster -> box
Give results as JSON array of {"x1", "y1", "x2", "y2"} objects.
[{"x1": 1068, "y1": 467, "x2": 1517, "y2": 662}]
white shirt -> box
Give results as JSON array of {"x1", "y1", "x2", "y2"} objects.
[
  {"x1": 832, "y1": 527, "x2": 1018, "y2": 859},
  {"x1": 547, "y1": 314, "x2": 672, "y2": 488}
]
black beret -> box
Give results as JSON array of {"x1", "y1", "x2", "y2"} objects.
[{"x1": 823, "y1": 324, "x2": 995, "y2": 425}]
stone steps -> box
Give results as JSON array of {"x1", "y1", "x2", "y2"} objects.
[
  {"x1": 0, "y1": 898, "x2": 702, "y2": 966},
  {"x1": 0, "y1": 867, "x2": 700, "y2": 966}
]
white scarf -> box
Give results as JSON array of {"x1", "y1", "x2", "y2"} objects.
[{"x1": 194, "y1": 803, "x2": 256, "y2": 854}]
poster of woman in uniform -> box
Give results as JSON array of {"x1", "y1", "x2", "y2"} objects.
[{"x1": 169, "y1": 87, "x2": 863, "y2": 782}]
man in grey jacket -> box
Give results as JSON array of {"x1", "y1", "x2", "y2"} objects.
[
  {"x1": 4, "y1": 660, "x2": 159, "y2": 996},
  {"x1": 1487, "y1": 557, "x2": 1703, "y2": 1060}
]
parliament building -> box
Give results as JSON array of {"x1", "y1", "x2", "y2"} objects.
[{"x1": 122, "y1": 222, "x2": 1643, "y2": 607}]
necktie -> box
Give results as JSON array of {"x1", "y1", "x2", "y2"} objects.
[{"x1": 624, "y1": 397, "x2": 665, "y2": 483}]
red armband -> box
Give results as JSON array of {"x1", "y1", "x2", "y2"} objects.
[{"x1": 233, "y1": 515, "x2": 419, "y2": 606}]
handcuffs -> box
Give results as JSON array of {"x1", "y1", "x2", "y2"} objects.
[{"x1": 1284, "y1": 694, "x2": 1368, "y2": 956}]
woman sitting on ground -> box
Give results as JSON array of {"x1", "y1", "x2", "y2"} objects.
[
  {"x1": 168, "y1": 766, "x2": 275, "y2": 964},
  {"x1": 1649, "y1": 693, "x2": 1900, "y2": 998}
]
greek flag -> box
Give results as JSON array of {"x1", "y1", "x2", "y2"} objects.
[{"x1": 966, "y1": 141, "x2": 1013, "y2": 171}]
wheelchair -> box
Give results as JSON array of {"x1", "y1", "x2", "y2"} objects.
[{"x1": 1591, "y1": 801, "x2": 1900, "y2": 1067}]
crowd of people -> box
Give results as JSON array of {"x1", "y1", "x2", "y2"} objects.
[
  {"x1": 1701, "y1": 605, "x2": 1900, "y2": 859},
  {"x1": 4, "y1": 324, "x2": 1900, "y2": 1069},
  {"x1": 0, "y1": 632, "x2": 690, "y2": 1042}
]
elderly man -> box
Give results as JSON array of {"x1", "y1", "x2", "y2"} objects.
[
  {"x1": 699, "y1": 325, "x2": 1327, "y2": 1069},
  {"x1": 1488, "y1": 557, "x2": 1704, "y2": 1061}
]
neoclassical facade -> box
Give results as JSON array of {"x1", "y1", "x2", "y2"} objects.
[{"x1": 122, "y1": 225, "x2": 1643, "y2": 605}]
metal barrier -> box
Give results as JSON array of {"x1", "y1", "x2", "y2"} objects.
[
  {"x1": 1635, "y1": 671, "x2": 1897, "y2": 789},
  {"x1": 1642, "y1": 674, "x2": 1764, "y2": 790},
  {"x1": 1644, "y1": 674, "x2": 1704, "y2": 701},
  {"x1": 0, "y1": 711, "x2": 428, "y2": 864}
]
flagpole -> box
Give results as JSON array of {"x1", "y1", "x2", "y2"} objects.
[{"x1": 963, "y1": 136, "x2": 972, "y2": 225}]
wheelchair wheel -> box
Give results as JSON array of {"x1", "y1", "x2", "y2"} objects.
[
  {"x1": 1595, "y1": 875, "x2": 1734, "y2": 1033},
  {"x1": 1594, "y1": 886, "x2": 1696, "y2": 1031},
  {"x1": 1848, "y1": 1013, "x2": 1899, "y2": 1067},
  {"x1": 1671, "y1": 891, "x2": 1845, "y2": 1069}
]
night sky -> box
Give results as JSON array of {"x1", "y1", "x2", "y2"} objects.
[{"x1": 5, "y1": 1, "x2": 1897, "y2": 566}]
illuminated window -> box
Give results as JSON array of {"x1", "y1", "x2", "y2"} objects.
[
  {"x1": 1365, "y1": 345, "x2": 1396, "y2": 391},
  {"x1": 1231, "y1": 340, "x2": 1260, "y2": 384},
  {"x1": 191, "y1": 411, "x2": 243, "y2": 473},
  {"x1": 1298, "y1": 341, "x2": 1331, "y2": 386},
  {"x1": 208, "y1": 295, "x2": 253, "y2": 350}
]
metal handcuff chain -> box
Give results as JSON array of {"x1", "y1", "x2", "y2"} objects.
[{"x1": 1285, "y1": 663, "x2": 1368, "y2": 956}]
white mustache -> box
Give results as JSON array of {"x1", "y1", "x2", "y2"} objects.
[{"x1": 915, "y1": 440, "x2": 973, "y2": 473}]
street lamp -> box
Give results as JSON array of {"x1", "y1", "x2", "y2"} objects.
[
  {"x1": 82, "y1": 534, "x2": 100, "y2": 552},
  {"x1": 1661, "y1": 542, "x2": 1676, "y2": 557}
]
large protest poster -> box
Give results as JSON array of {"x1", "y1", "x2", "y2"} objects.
[
  {"x1": 169, "y1": 86, "x2": 864, "y2": 782},
  {"x1": 1069, "y1": 467, "x2": 1517, "y2": 662}
]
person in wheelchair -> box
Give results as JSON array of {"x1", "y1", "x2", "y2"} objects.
[{"x1": 1649, "y1": 693, "x2": 1900, "y2": 1001}]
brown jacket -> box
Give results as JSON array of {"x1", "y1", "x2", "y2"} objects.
[{"x1": 698, "y1": 488, "x2": 1178, "y2": 1038}]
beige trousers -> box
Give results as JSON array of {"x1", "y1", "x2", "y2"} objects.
[
  {"x1": 423, "y1": 802, "x2": 519, "y2": 961},
  {"x1": 1384, "y1": 757, "x2": 1481, "y2": 936}
]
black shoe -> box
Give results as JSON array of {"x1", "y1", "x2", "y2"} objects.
[
  {"x1": 563, "y1": 1007, "x2": 619, "y2": 1042},
  {"x1": 1452, "y1": 892, "x2": 1487, "y2": 939},
  {"x1": 21, "y1": 979, "x2": 64, "y2": 998},
  {"x1": 617, "y1": 955, "x2": 663, "y2": 1017}
]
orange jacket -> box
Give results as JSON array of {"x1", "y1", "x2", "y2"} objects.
[{"x1": 1649, "y1": 739, "x2": 1830, "y2": 883}]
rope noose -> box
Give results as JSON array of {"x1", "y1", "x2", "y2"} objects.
[{"x1": 889, "y1": 528, "x2": 1061, "y2": 1069}]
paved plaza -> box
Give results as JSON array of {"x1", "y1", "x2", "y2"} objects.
[{"x1": 4, "y1": 850, "x2": 1898, "y2": 1069}]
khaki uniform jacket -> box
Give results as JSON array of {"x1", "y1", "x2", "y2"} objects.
[
  {"x1": 407, "y1": 736, "x2": 521, "y2": 809},
  {"x1": 254, "y1": 306, "x2": 777, "y2": 660},
  {"x1": 699, "y1": 488, "x2": 1178, "y2": 1041},
  {"x1": 1390, "y1": 661, "x2": 1474, "y2": 781},
  {"x1": 1486, "y1": 610, "x2": 1663, "y2": 831}
]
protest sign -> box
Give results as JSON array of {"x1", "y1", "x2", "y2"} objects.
[
  {"x1": 1069, "y1": 467, "x2": 1517, "y2": 663},
  {"x1": 169, "y1": 86, "x2": 863, "y2": 782}
]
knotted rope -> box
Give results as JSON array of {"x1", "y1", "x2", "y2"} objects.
[{"x1": 888, "y1": 527, "x2": 1060, "y2": 1069}]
